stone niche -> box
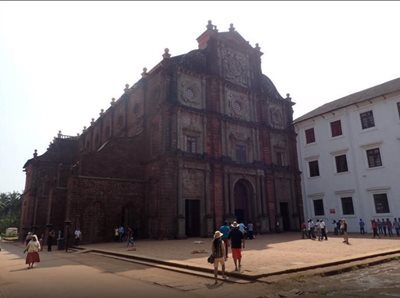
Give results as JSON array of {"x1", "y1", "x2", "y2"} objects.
[
  {"x1": 177, "y1": 73, "x2": 203, "y2": 109},
  {"x1": 127, "y1": 90, "x2": 144, "y2": 137}
]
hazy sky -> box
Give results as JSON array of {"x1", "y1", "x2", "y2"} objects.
[{"x1": 1, "y1": 1, "x2": 399, "y2": 193}]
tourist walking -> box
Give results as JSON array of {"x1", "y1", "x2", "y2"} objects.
[
  {"x1": 118, "y1": 226, "x2": 125, "y2": 242},
  {"x1": 24, "y1": 234, "x2": 41, "y2": 269},
  {"x1": 359, "y1": 218, "x2": 365, "y2": 234},
  {"x1": 320, "y1": 219, "x2": 328, "y2": 240},
  {"x1": 247, "y1": 221, "x2": 254, "y2": 240},
  {"x1": 377, "y1": 219, "x2": 383, "y2": 235},
  {"x1": 211, "y1": 230, "x2": 226, "y2": 283},
  {"x1": 126, "y1": 227, "x2": 136, "y2": 250},
  {"x1": 393, "y1": 218, "x2": 400, "y2": 237},
  {"x1": 371, "y1": 219, "x2": 380, "y2": 238},
  {"x1": 219, "y1": 221, "x2": 230, "y2": 258},
  {"x1": 340, "y1": 218, "x2": 349, "y2": 244},
  {"x1": 228, "y1": 221, "x2": 245, "y2": 271},
  {"x1": 386, "y1": 219, "x2": 393, "y2": 237}
]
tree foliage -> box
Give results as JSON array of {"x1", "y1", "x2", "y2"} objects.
[{"x1": 0, "y1": 191, "x2": 22, "y2": 234}]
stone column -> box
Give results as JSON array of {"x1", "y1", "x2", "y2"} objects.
[{"x1": 177, "y1": 159, "x2": 186, "y2": 238}]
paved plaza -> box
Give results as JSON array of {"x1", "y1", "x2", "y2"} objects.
[{"x1": 77, "y1": 232, "x2": 400, "y2": 278}]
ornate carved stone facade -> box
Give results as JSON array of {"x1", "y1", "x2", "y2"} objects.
[{"x1": 21, "y1": 22, "x2": 303, "y2": 244}]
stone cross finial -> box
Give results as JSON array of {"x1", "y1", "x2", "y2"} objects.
[
  {"x1": 141, "y1": 67, "x2": 148, "y2": 78},
  {"x1": 163, "y1": 48, "x2": 171, "y2": 59},
  {"x1": 229, "y1": 23, "x2": 235, "y2": 32},
  {"x1": 91, "y1": 118, "x2": 95, "y2": 125},
  {"x1": 124, "y1": 84, "x2": 130, "y2": 92},
  {"x1": 33, "y1": 149, "x2": 38, "y2": 158},
  {"x1": 110, "y1": 98, "x2": 115, "y2": 106},
  {"x1": 100, "y1": 109, "x2": 104, "y2": 116}
]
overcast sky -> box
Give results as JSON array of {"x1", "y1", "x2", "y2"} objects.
[{"x1": 1, "y1": 1, "x2": 399, "y2": 193}]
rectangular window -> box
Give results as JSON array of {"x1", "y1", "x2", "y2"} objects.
[
  {"x1": 308, "y1": 160, "x2": 320, "y2": 177},
  {"x1": 360, "y1": 110, "x2": 375, "y2": 129},
  {"x1": 366, "y1": 148, "x2": 382, "y2": 168},
  {"x1": 335, "y1": 154, "x2": 348, "y2": 173},
  {"x1": 330, "y1": 120, "x2": 342, "y2": 137},
  {"x1": 313, "y1": 199, "x2": 325, "y2": 216},
  {"x1": 373, "y1": 193, "x2": 390, "y2": 213},
  {"x1": 305, "y1": 128, "x2": 315, "y2": 144},
  {"x1": 276, "y1": 152, "x2": 285, "y2": 166},
  {"x1": 186, "y1": 136, "x2": 197, "y2": 153},
  {"x1": 397, "y1": 102, "x2": 400, "y2": 119},
  {"x1": 235, "y1": 144, "x2": 247, "y2": 163},
  {"x1": 341, "y1": 197, "x2": 354, "y2": 215}
]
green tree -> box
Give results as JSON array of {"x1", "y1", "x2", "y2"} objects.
[{"x1": 0, "y1": 191, "x2": 22, "y2": 234}]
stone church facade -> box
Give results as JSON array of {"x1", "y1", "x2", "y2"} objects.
[{"x1": 21, "y1": 22, "x2": 303, "y2": 243}]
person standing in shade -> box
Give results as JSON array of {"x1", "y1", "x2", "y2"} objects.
[
  {"x1": 74, "y1": 228, "x2": 82, "y2": 246},
  {"x1": 247, "y1": 221, "x2": 254, "y2": 240},
  {"x1": 211, "y1": 230, "x2": 226, "y2": 283},
  {"x1": 219, "y1": 221, "x2": 230, "y2": 259},
  {"x1": 228, "y1": 221, "x2": 245, "y2": 271},
  {"x1": 47, "y1": 229, "x2": 55, "y2": 252}
]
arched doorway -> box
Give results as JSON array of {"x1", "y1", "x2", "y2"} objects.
[{"x1": 233, "y1": 179, "x2": 253, "y2": 224}]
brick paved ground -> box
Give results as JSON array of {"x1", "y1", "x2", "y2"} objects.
[{"x1": 79, "y1": 232, "x2": 400, "y2": 277}]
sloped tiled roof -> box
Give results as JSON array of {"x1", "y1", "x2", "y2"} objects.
[{"x1": 294, "y1": 77, "x2": 400, "y2": 123}]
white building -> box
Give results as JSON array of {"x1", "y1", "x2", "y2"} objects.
[{"x1": 294, "y1": 78, "x2": 400, "y2": 233}]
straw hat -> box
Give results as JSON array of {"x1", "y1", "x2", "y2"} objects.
[{"x1": 213, "y1": 230, "x2": 223, "y2": 239}]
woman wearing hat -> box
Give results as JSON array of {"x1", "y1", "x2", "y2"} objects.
[{"x1": 211, "y1": 230, "x2": 226, "y2": 283}]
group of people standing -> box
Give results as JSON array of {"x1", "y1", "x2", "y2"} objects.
[
  {"x1": 114, "y1": 225, "x2": 136, "y2": 249},
  {"x1": 370, "y1": 218, "x2": 400, "y2": 238},
  {"x1": 302, "y1": 218, "x2": 349, "y2": 244},
  {"x1": 210, "y1": 221, "x2": 248, "y2": 283}
]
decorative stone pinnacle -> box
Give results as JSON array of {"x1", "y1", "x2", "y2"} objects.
[
  {"x1": 83, "y1": 126, "x2": 87, "y2": 132},
  {"x1": 110, "y1": 98, "x2": 115, "y2": 106},
  {"x1": 255, "y1": 43, "x2": 261, "y2": 51},
  {"x1": 163, "y1": 48, "x2": 171, "y2": 59},
  {"x1": 77, "y1": 133, "x2": 80, "y2": 136},
  {"x1": 206, "y1": 20, "x2": 213, "y2": 30},
  {"x1": 124, "y1": 84, "x2": 130, "y2": 92},
  {"x1": 100, "y1": 109, "x2": 104, "y2": 116},
  {"x1": 286, "y1": 93, "x2": 292, "y2": 101},
  {"x1": 141, "y1": 67, "x2": 148, "y2": 78},
  {"x1": 229, "y1": 23, "x2": 235, "y2": 32},
  {"x1": 33, "y1": 149, "x2": 38, "y2": 158},
  {"x1": 91, "y1": 118, "x2": 95, "y2": 125},
  {"x1": 58, "y1": 130, "x2": 62, "y2": 138}
]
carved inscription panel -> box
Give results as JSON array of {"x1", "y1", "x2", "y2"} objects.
[{"x1": 220, "y1": 47, "x2": 250, "y2": 87}]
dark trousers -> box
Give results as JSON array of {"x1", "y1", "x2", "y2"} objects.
[{"x1": 222, "y1": 239, "x2": 229, "y2": 258}]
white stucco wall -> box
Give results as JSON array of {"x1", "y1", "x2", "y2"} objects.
[{"x1": 295, "y1": 92, "x2": 400, "y2": 233}]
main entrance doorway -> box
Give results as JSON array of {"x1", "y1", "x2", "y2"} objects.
[
  {"x1": 233, "y1": 179, "x2": 253, "y2": 224},
  {"x1": 280, "y1": 202, "x2": 290, "y2": 231},
  {"x1": 185, "y1": 199, "x2": 200, "y2": 237}
]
